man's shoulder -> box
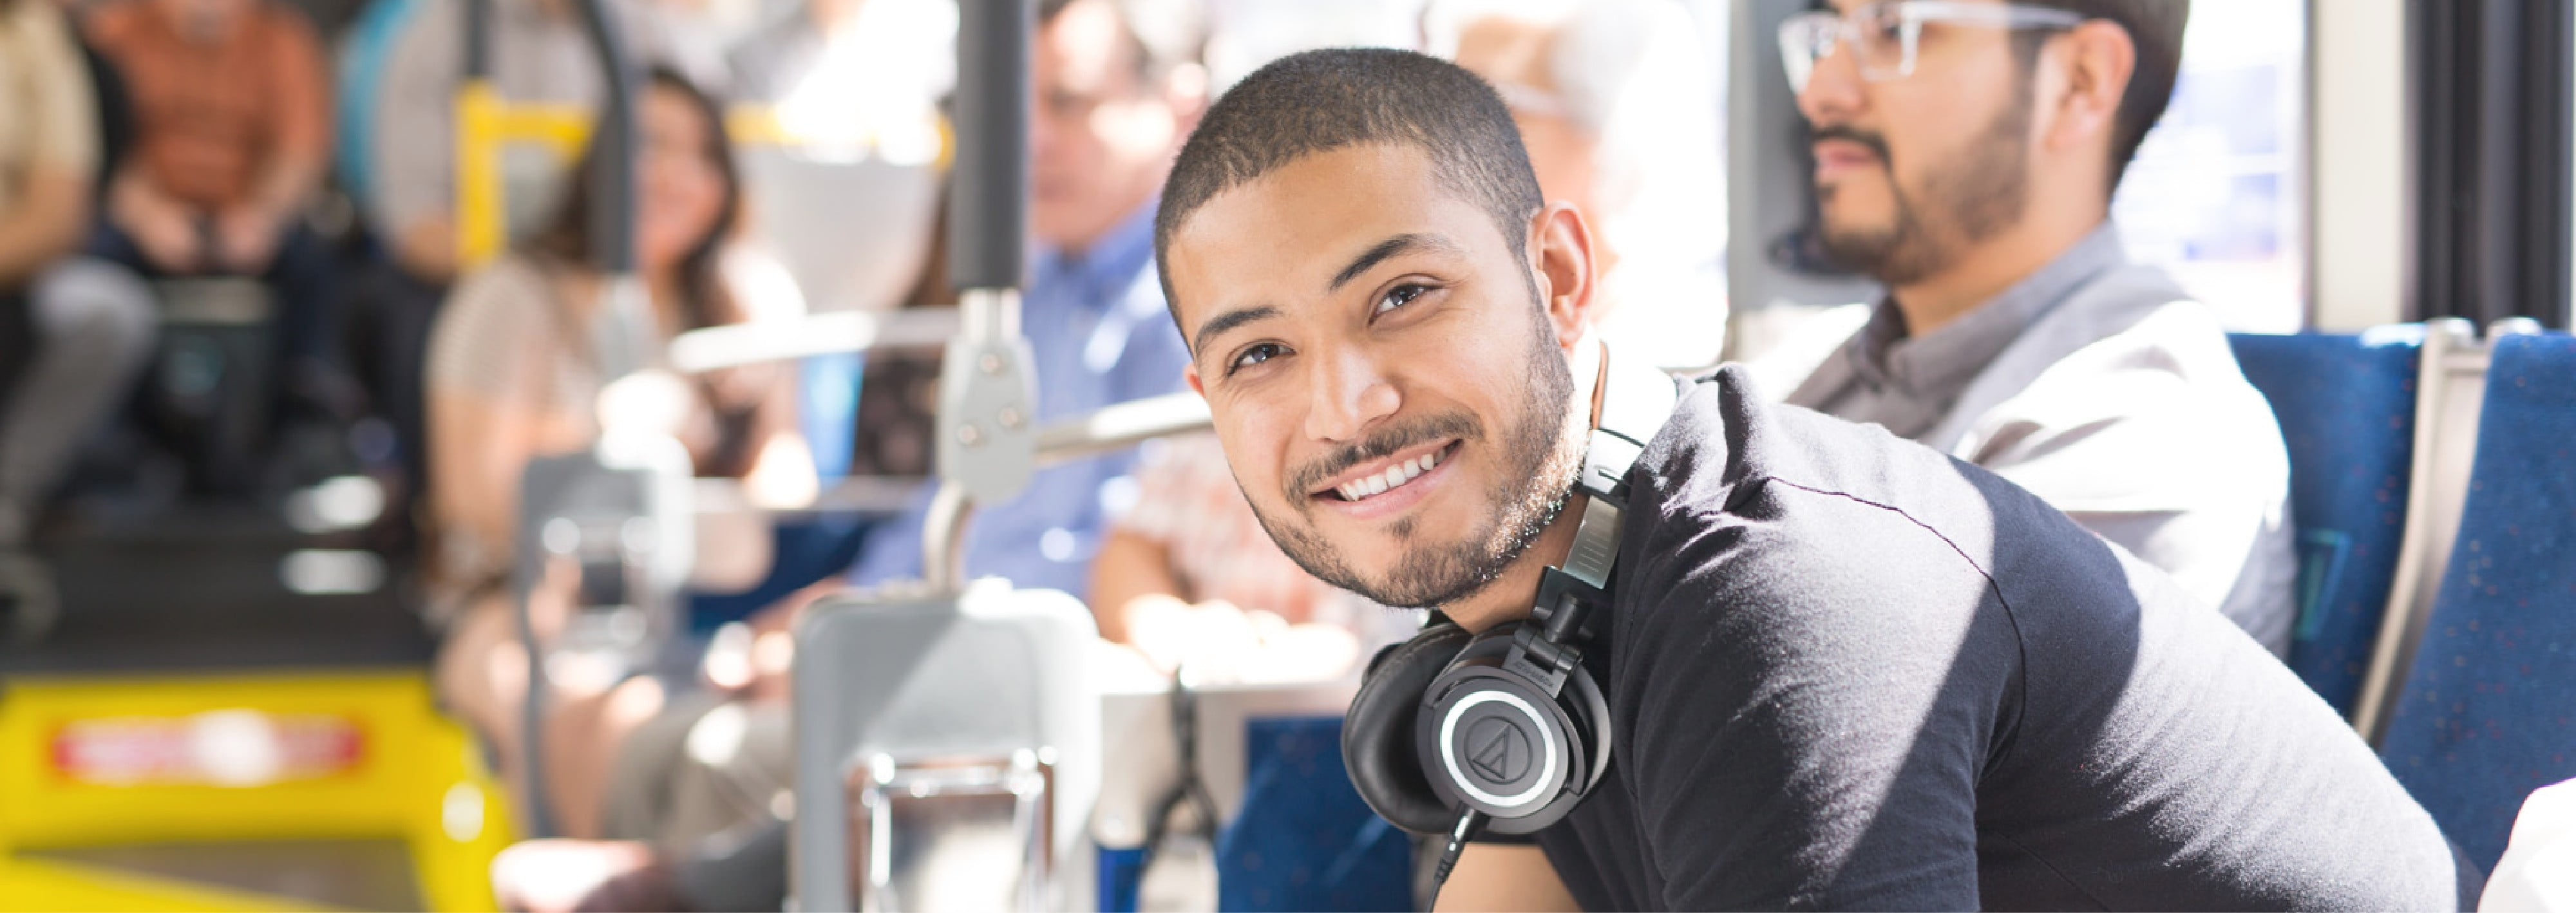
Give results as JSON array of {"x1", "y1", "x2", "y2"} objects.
[
  {"x1": 1619, "y1": 372, "x2": 2023, "y2": 650},
  {"x1": 1956, "y1": 285, "x2": 2289, "y2": 504}
]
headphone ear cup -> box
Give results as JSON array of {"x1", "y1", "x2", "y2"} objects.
[
  {"x1": 1562, "y1": 652, "x2": 1613, "y2": 798},
  {"x1": 1341, "y1": 623, "x2": 1473, "y2": 836}
]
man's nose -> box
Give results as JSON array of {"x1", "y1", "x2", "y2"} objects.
[
  {"x1": 1303, "y1": 346, "x2": 1400, "y2": 444},
  {"x1": 1795, "y1": 37, "x2": 1868, "y2": 125}
]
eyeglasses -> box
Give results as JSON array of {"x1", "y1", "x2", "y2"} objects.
[{"x1": 1778, "y1": 1, "x2": 2085, "y2": 93}]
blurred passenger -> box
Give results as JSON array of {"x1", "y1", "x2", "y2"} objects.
[
  {"x1": 0, "y1": 0, "x2": 155, "y2": 558},
  {"x1": 79, "y1": 0, "x2": 336, "y2": 386},
  {"x1": 1776, "y1": 0, "x2": 2297, "y2": 653},
  {"x1": 363, "y1": 0, "x2": 719, "y2": 507},
  {"x1": 488, "y1": 1, "x2": 1205, "y2": 907},
  {"x1": 1437, "y1": 0, "x2": 1728, "y2": 370},
  {"x1": 426, "y1": 68, "x2": 813, "y2": 813}
]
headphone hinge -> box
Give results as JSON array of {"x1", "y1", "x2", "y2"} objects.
[{"x1": 1520, "y1": 567, "x2": 1607, "y2": 696}]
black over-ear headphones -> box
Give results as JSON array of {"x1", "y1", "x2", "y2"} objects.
[{"x1": 1341, "y1": 348, "x2": 1678, "y2": 884}]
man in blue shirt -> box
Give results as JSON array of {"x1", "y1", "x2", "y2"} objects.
[{"x1": 485, "y1": 1, "x2": 1208, "y2": 908}]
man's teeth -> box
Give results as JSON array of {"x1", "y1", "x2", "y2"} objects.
[{"x1": 1338, "y1": 449, "x2": 1443, "y2": 501}]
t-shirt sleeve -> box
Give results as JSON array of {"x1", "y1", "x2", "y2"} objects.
[{"x1": 1582, "y1": 490, "x2": 2015, "y2": 910}]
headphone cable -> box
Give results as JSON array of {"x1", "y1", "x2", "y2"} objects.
[{"x1": 1430, "y1": 808, "x2": 1487, "y2": 889}]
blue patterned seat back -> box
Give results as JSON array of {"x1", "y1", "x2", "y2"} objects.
[
  {"x1": 2379, "y1": 332, "x2": 2576, "y2": 871},
  {"x1": 2230, "y1": 330, "x2": 2423, "y2": 713},
  {"x1": 1218, "y1": 716, "x2": 1414, "y2": 912}
]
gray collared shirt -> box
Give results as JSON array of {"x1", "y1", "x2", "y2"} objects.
[
  {"x1": 1786, "y1": 222, "x2": 2300, "y2": 655},
  {"x1": 1826, "y1": 225, "x2": 2130, "y2": 440}
]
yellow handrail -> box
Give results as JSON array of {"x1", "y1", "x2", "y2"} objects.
[{"x1": 455, "y1": 80, "x2": 592, "y2": 267}]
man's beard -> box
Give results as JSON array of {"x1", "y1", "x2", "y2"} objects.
[
  {"x1": 1243, "y1": 295, "x2": 1586, "y2": 610},
  {"x1": 1814, "y1": 94, "x2": 2033, "y2": 287}
]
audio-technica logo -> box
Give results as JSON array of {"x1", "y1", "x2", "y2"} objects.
[{"x1": 1463, "y1": 716, "x2": 1532, "y2": 785}]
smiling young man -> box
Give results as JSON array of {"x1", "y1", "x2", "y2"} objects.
[
  {"x1": 1155, "y1": 48, "x2": 2472, "y2": 910},
  {"x1": 1776, "y1": 0, "x2": 2302, "y2": 656}
]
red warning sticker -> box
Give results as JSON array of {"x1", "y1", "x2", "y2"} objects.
[{"x1": 50, "y1": 710, "x2": 366, "y2": 787}]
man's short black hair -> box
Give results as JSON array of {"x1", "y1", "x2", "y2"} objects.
[
  {"x1": 2021, "y1": 0, "x2": 2190, "y2": 189},
  {"x1": 1153, "y1": 48, "x2": 1544, "y2": 320}
]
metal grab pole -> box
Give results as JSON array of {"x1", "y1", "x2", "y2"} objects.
[
  {"x1": 571, "y1": 0, "x2": 650, "y2": 379},
  {"x1": 928, "y1": 0, "x2": 1042, "y2": 589},
  {"x1": 951, "y1": 0, "x2": 1030, "y2": 294},
  {"x1": 516, "y1": 0, "x2": 648, "y2": 841},
  {"x1": 920, "y1": 393, "x2": 1213, "y2": 593}
]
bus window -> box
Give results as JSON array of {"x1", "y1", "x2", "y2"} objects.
[{"x1": 2113, "y1": 0, "x2": 2309, "y2": 332}]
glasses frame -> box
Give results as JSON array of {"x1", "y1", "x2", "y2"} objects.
[{"x1": 1778, "y1": 1, "x2": 2087, "y2": 93}]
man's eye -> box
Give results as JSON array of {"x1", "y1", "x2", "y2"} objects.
[
  {"x1": 1375, "y1": 283, "x2": 1429, "y2": 315},
  {"x1": 1229, "y1": 343, "x2": 1287, "y2": 375},
  {"x1": 1860, "y1": 7, "x2": 1905, "y2": 41}
]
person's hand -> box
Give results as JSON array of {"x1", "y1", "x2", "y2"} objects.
[
  {"x1": 214, "y1": 207, "x2": 283, "y2": 273},
  {"x1": 120, "y1": 202, "x2": 202, "y2": 272},
  {"x1": 1236, "y1": 623, "x2": 1361, "y2": 683},
  {"x1": 1124, "y1": 595, "x2": 1262, "y2": 675},
  {"x1": 108, "y1": 175, "x2": 202, "y2": 272},
  {"x1": 1119, "y1": 597, "x2": 1360, "y2": 682},
  {"x1": 490, "y1": 840, "x2": 684, "y2": 913}
]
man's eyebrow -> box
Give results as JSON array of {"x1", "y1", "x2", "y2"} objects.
[
  {"x1": 1328, "y1": 233, "x2": 1462, "y2": 292},
  {"x1": 1191, "y1": 304, "x2": 1281, "y2": 356}
]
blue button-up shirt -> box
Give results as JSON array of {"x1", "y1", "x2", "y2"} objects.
[{"x1": 847, "y1": 203, "x2": 1192, "y2": 599}]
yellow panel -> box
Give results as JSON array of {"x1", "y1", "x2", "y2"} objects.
[
  {"x1": 0, "y1": 672, "x2": 511, "y2": 912},
  {"x1": 455, "y1": 81, "x2": 506, "y2": 270},
  {"x1": 455, "y1": 87, "x2": 592, "y2": 270}
]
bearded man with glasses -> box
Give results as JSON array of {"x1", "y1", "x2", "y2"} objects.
[{"x1": 1777, "y1": 0, "x2": 2301, "y2": 657}]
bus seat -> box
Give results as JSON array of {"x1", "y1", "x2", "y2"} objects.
[
  {"x1": 1217, "y1": 715, "x2": 1414, "y2": 912},
  {"x1": 789, "y1": 580, "x2": 1101, "y2": 912},
  {"x1": 2228, "y1": 329, "x2": 2423, "y2": 715},
  {"x1": 2378, "y1": 332, "x2": 2576, "y2": 872}
]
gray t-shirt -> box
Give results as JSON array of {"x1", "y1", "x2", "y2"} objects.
[{"x1": 1785, "y1": 224, "x2": 2299, "y2": 655}]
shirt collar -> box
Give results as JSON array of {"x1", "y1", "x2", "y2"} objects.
[
  {"x1": 1037, "y1": 200, "x2": 1159, "y2": 305},
  {"x1": 1849, "y1": 221, "x2": 2129, "y2": 400}
]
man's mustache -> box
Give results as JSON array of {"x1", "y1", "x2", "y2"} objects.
[
  {"x1": 1810, "y1": 124, "x2": 1893, "y2": 165},
  {"x1": 1286, "y1": 411, "x2": 1481, "y2": 500}
]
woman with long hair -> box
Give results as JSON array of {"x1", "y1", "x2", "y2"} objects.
[{"x1": 424, "y1": 67, "x2": 813, "y2": 831}]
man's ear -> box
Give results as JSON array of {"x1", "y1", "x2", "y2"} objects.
[
  {"x1": 1529, "y1": 202, "x2": 1598, "y2": 354},
  {"x1": 2047, "y1": 21, "x2": 2136, "y2": 164},
  {"x1": 1185, "y1": 360, "x2": 1204, "y2": 397}
]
